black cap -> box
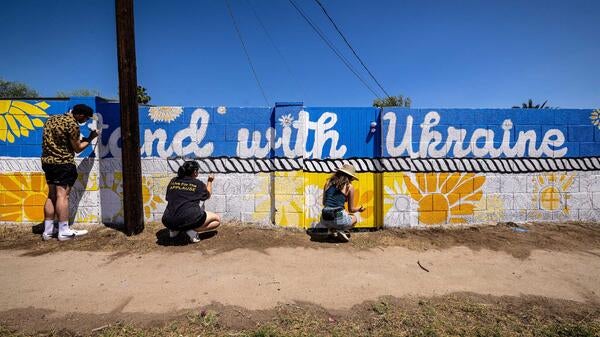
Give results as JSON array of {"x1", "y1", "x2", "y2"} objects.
[{"x1": 71, "y1": 104, "x2": 93, "y2": 117}]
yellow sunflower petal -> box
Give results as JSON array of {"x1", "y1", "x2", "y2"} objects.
[
  {"x1": 0, "y1": 116, "x2": 7, "y2": 141},
  {"x1": 472, "y1": 176, "x2": 485, "y2": 191},
  {"x1": 4, "y1": 114, "x2": 20, "y2": 137},
  {"x1": 11, "y1": 107, "x2": 35, "y2": 130},
  {"x1": 0, "y1": 100, "x2": 11, "y2": 113},
  {"x1": 32, "y1": 118, "x2": 44, "y2": 127},
  {"x1": 425, "y1": 174, "x2": 438, "y2": 193},
  {"x1": 12, "y1": 101, "x2": 49, "y2": 118},
  {"x1": 441, "y1": 173, "x2": 461, "y2": 192},
  {"x1": 403, "y1": 175, "x2": 422, "y2": 201}
]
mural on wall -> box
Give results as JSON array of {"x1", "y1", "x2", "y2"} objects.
[
  {"x1": 99, "y1": 172, "x2": 167, "y2": 223},
  {"x1": 0, "y1": 100, "x2": 49, "y2": 143},
  {"x1": 1, "y1": 99, "x2": 599, "y2": 227},
  {"x1": 528, "y1": 173, "x2": 575, "y2": 220},
  {"x1": 148, "y1": 106, "x2": 183, "y2": 123},
  {"x1": 591, "y1": 109, "x2": 600, "y2": 129},
  {"x1": 403, "y1": 173, "x2": 486, "y2": 225},
  {"x1": 0, "y1": 173, "x2": 47, "y2": 222},
  {"x1": 383, "y1": 174, "x2": 413, "y2": 227}
]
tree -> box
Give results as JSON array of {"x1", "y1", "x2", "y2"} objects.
[
  {"x1": 0, "y1": 78, "x2": 39, "y2": 98},
  {"x1": 512, "y1": 99, "x2": 548, "y2": 109},
  {"x1": 373, "y1": 95, "x2": 411, "y2": 108},
  {"x1": 56, "y1": 89, "x2": 102, "y2": 97},
  {"x1": 137, "y1": 85, "x2": 151, "y2": 104}
]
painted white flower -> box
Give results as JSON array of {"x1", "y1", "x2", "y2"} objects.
[
  {"x1": 304, "y1": 184, "x2": 323, "y2": 219},
  {"x1": 591, "y1": 109, "x2": 600, "y2": 129},
  {"x1": 383, "y1": 178, "x2": 412, "y2": 226},
  {"x1": 148, "y1": 106, "x2": 183, "y2": 123},
  {"x1": 278, "y1": 114, "x2": 294, "y2": 128},
  {"x1": 217, "y1": 106, "x2": 227, "y2": 115}
]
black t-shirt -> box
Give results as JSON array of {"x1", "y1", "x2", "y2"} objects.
[{"x1": 162, "y1": 176, "x2": 210, "y2": 230}]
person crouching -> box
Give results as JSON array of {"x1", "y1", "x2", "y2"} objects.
[
  {"x1": 320, "y1": 164, "x2": 365, "y2": 242},
  {"x1": 162, "y1": 160, "x2": 221, "y2": 243}
]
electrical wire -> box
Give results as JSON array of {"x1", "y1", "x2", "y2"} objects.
[
  {"x1": 246, "y1": 0, "x2": 306, "y2": 99},
  {"x1": 288, "y1": 0, "x2": 381, "y2": 99},
  {"x1": 225, "y1": 0, "x2": 270, "y2": 106},
  {"x1": 314, "y1": 0, "x2": 391, "y2": 98}
]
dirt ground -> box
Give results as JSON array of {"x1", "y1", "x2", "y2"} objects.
[{"x1": 1, "y1": 221, "x2": 599, "y2": 336}]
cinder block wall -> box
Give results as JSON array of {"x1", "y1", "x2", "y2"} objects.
[{"x1": 1, "y1": 98, "x2": 599, "y2": 228}]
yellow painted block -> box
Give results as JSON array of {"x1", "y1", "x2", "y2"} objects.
[
  {"x1": 275, "y1": 210, "x2": 302, "y2": 228},
  {"x1": 274, "y1": 176, "x2": 304, "y2": 195}
]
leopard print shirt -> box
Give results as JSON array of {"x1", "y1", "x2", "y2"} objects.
[{"x1": 41, "y1": 113, "x2": 80, "y2": 164}]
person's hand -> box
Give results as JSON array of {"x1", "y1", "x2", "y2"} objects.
[
  {"x1": 358, "y1": 205, "x2": 365, "y2": 212},
  {"x1": 207, "y1": 174, "x2": 215, "y2": 182},
  {"x1": 88, "y1": 130, "x2": 98, "y2": 140}
]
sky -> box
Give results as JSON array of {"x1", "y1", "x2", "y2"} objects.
[{"x1": 1, "y1": 0, "x2": 599, "y2": 108}]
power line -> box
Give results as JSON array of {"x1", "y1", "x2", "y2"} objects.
[
  {"x1": 246, "y1": 0, "x2": 306, "y2": 99},
  {"x1": 225, "y1": 0, "x2": 270, "y2": 106},
  {"x1": 314, "y1": 0, "x2": 391, "y2": 98},
  {"x1": 288, "y1": 0, "x2": 382, "y2": 99}
]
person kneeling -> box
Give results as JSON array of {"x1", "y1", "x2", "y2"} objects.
[
  {"x1": 162, "y1": 161, "x2": 221, "y2": 243},
  {"x1": 320, "y1": 164, "x2": 365, "y2": 242}
]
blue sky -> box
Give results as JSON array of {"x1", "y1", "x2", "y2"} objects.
[{"x1": 1, "y1": 0, "x2": 599, "y2": 108}]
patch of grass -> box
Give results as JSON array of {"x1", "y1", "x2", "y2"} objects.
[
  {"x1": 540, "y1": 322, "x2": 600, "y2": 337},
  {"x1": 1, "y1": 295, "x2": 599, "y2": 337},
  {"x1": 186, "y1": 309, "x2": 218, "y2": 327},
  {"x1": 247, "y1": 325, "x2": 285, "y2": 337},
  {"x1": 372, "y1": 300, "x2": 390, "y2": 315}
]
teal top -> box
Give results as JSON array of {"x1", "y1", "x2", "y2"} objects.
[{"x1": 323, "y1": 184, "x2": 346, "y2": 209}]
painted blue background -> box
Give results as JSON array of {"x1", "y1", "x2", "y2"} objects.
[{"x1": 1, "y1": 98, "x2": 598, "y2": 159}]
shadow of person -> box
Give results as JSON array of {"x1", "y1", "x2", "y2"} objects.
[
  {"x1": 155, "y1": 228, "x2": 219, "y2": 246},
  {"x1": 306, "y1": 228, "x2": 343, "y2": 243},
  {"x1": 69, "y1": 157, "x2": 94, "y2": 225},
  {"x1": 31, "y1": 222, "x2": 44, "y2": 235}
]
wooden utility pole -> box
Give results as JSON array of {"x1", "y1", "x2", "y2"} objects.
[{"x1": 115, "y1": 0, "x2": 144, "y2": 235}]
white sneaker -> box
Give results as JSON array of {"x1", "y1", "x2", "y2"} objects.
[
  {"x1": 169, "y1": 230, "x2": 180, "y2": 238},
  {"x1": 190, "y1": 233, "x2": 201, "y2": 243},
  {"x1": 42, "y1": 229, "x2": 58, "y2": 241},
  {"x1": 337, "y1": 231, "x2": 350, "y2": 243},
  {"x1": 58, "y1": 229, "x2": 89, "y2": 241}
]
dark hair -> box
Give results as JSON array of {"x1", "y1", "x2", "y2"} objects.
[
  {"x1": 177, "y1": 160, "x2": 200, "y2": 178},
  {"x1": 326, "y1": 171, "x2": 352, "y2": 191},
  {"x1": 72, "y1": 104, "x2": 93, "y2": 117}
]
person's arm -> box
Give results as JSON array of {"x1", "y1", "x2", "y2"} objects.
[
  {"x1": 322, "y1": 182, "x2": 329, "y2": 205},
  {"x1": 70, "y1": 130, "x2": 98, "y2": 153},
  {"x1": 205, "y1": 174, "x2": 214, "y2": 198},
  {"x1": 346, "y1": 184, "x2": 365, "y2": 213}
]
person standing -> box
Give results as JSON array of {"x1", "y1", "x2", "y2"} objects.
[
  {"x1": 162, "y1": 160, "x2": 221, "y2": 243},
  {"x1": 41, "y1": 104, "x2": 98, "y2": 241},
  {"x1": 320, "y1": 164, "x2": 365, "y2": 242}
]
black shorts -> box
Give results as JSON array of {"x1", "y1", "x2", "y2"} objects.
[
  {"x1": 42, "y1": 163, "x2": 78, "y2": 186},
  {"x1": 162, "y1": 211, "x2": 207, "y2": 231}
]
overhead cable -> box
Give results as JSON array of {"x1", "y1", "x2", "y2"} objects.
[
  {"x1": 314, "y1": 0, "x2": 391, "y2": 98},
  {"x1": 225, "y1": 0, "x2": 270, "y2": 106},
  {"x1": 288, "y1": 0, "x2": 381, "y2": 99},
  {"x1": 246, "y1": 0, "x2": 306, "y2": 98}
]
